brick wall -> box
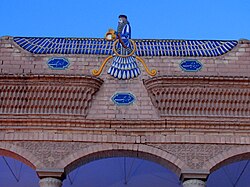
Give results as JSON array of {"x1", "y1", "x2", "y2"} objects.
[
  {"x1": 1, "y1": 36, "x2": 250, "y2": 179},
  {"x1": 1, "y1": 36, "x2": 250, "y2": 120}
]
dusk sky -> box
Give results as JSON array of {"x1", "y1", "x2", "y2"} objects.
[{"x1": 1, "y1": 0, "x2": 250, "y2": 186}]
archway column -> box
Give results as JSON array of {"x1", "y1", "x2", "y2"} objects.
[
  {"x1": 182, "y1": 179, "x2": 206, "y2": 187},
  {"x1": 181, "y1": 170, "x2": 208, "y2": 187},
  {"x1": 39, "y1": 177, "x2": 62, "y2": 187},
  {"x1": 37, "y1": 168, "x2": 64, "y2": 187}
]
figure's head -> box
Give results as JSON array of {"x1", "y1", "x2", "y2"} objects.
[
  {"x1": 118, "y1": 15, "x2": 128, "y2": 23},
  {"x1": 117, "y1": 15, "x2": 129, "y2": 34}
]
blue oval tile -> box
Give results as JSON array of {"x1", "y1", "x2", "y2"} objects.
[
  {"x1": 111, "y1": 92, "x2": 135, "y2": 106},
  {"x1": 47, "y1": 57, "x2": 70, "y2": 70},
  {"x1": 180, "y1": 60, "x2": 202, "y2": 72}
]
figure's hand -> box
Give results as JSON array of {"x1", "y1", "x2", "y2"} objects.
[{"x1": 105, "y1": 29, "x2": 116, "y2": 41}]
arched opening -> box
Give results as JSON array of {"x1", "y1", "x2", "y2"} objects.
[
  {"x1": 63, "y1": 156, "x2": 182, "y2": 187},
  {"x1": 207, "y1": 159, "x2": 250, "y2": 187},
  {"x1": 62, "y1": 147, "x2": 184, "y2": 176},
  {"x1": 61, "y1": 147, "x2": 184, "y2": 187},
  {"x1": 207, "y1": 153, "x2": 250, "y2": 187},
  {"x1": 0, "y1": 149, "x2": 39, "y2": 187}
]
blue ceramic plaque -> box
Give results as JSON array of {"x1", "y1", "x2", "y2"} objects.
[
  {"x1": 111, "y1": 92, "x2": 135, "y2": 106},
  {"x1": 180, "y1": 60, "x2": 202, "y2": 72},
  {"x1": 47, "y1": 57, "x2": 69, "y2": 70}
]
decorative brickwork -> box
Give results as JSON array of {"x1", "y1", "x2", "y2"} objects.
[
  {"x1": 0, "y1": 36, "x2": 250, "y2": 183},
  {"x1": 204, "y1": 146, "x2": 250, "y2": 172},
  {"x1": 0, "y1": 75, "x2": 103, "y2": 117},
  {"x1": 0, "y1": 142, "x2": 41, "y2": 168},
  {"x1": 144, "y1": 76, "x2": 250, "y2": 117},
  {"x1": 151, "y1": 144, "x2": 234, "y2": 169},
  {"x1": 15, "y1": 141, "x2": 93, "y2": 168}
]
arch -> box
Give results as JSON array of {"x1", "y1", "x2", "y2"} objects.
[
  {"x1": 58, "y1": 143, "x2": 187, "y2": 177},
  {"x1": 0, "y1": 142, "x2": 44, "y2": 169},
  {"x1": 204, "y1": 145, "x2": 250, "y2": 172}
]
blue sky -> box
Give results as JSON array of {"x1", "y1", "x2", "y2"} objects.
[
  {"x1": 1, "y1": 1, "x2": 250, "y2": 186},
  {"x1": 1, "y1": 0, "x2": 249, "y2": 40}
]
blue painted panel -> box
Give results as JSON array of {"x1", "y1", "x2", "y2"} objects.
[
  {"x1": 13, "y1": 37, "x2": 238, "y2": 57},
  {"x1": 47, "y1": 57, "x2": 69, "y2": 70},
  {"x1": 180, "y1": 60, "x2": 202, "y2": 72},
  {"x1": 112, "y1": 92, "x2": 135, "y2": 106}
]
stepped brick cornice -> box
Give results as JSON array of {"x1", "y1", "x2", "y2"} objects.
[
  {"x1": 0, "y1": 75, "x2": 103, "y2": 117},
  {"x1": 144, "y1": 76, "x2": 250, "y2": 117}
]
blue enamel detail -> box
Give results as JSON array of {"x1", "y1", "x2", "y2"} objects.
[
  {"x1": 112, "y1": 92, "x2": 135, "y2": 105},
  {"x1": 47, "y1": 57, "x2": 69, "y2": 70},
  {"x1": 180, "y1": 60, "x2": 202, "y2": 72},
  {"x1": 107, "y1": 56, "x2": 141, "y2": 80},
  {"x1": 13, "y1": 37, "x2": 238, "y2": 57}
]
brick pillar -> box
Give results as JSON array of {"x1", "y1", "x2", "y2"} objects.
[
  {"x1": 39, "y1": 177, "x2": 62, "y2": 187},
  {"x1": 182, "y1": 179, "x2": 206, "y2": 187}
]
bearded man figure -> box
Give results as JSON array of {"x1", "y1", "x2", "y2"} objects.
[{"x1": 108, "y1": 15, "x2": 141, "y2": 80}]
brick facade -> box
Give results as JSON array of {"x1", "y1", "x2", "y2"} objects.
[{"x1": 0, "y1": 36, "x2": 250, "y2": 182}]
